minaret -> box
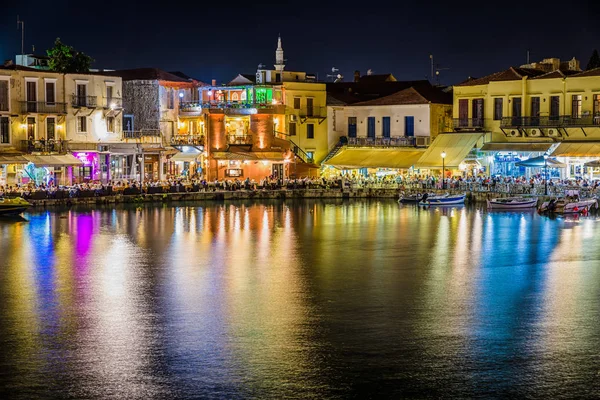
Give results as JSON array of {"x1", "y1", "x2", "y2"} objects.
[{"x1": 275, "y1": 34, "x2": 285, "y2": 72}]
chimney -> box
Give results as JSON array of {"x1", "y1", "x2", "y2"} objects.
[
  {"x1": 354, "y1": 70, "x2": 360, "y2": 83},
  {"x1": 211, "y1": 79, "x2": 216, "y2": 86}
]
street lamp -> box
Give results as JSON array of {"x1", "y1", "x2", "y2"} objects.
[
  {"x1": 543, "y1": 154, "x2": 549, "y2": 195},
  {"x1": 441, "y1": 151, "x2": 447, "y2": 189}
]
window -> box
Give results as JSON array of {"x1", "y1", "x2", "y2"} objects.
[
  {"x1": 306, "y1": 151, "x2": 314, "y2": 162},
  {"x1": 123, "y1": 114, "x2": 134, "y2": 132},
  {"x1": 26, "y1": 80, "x2": 37, "y2": 112},
  {"x1": 0, "y1": 80, "x2": 8, "y2": 112},
  {"x1": 348, "y1": 117, "x2": 357, "y2": 138},
  {"x1": 231, "y1": 92, "x2": 239, "y2": 101},
  {"x1": 367, "y1": 117, "x2": 375, "y2": 138},
  {"x1": 46, "y1": 117, "x2": 55, "y2": 140},
  {"x1": 493, "y1": 98, "x2": 503, "y2": 120},
  {"x1": 404, "y1": 116, "x2": 414, "y2": 137},
  {"x1": 106, "y1": 85, "x2": 114, "y2": 105},
  {"x1": 45, "y1": 81, "x2": 56, "y2": 104},
  {"x1": 307, "y1": 123, "x2": 314, "y2": 139},
  {"x1": 550, "y1": 96, "x2": 560, "y2": 120},
  {"x1": 0, "y1": 116, "x2": 9, "y2": 144},
  {"x1": 76, "y1": 83, "x2": 86, "y2": 106},
  {"x1": 571, "y1": 94, "x2": 582, "y2": 118},
  {"x1": 511, "y1": 97, "x2": 522, "y2": 125},
  {"x1": 458, "y1": 99, "x2": 468, "y2": 126},
  {"x1": 382, "y1": 116, "x2": 391, "y2": 138},
  {"x1": 531, "y1": 97, "x2": 540, "y2": 125},
  {"x1": 594, "y1": 94, "x2": 600, "y2": 116},
  {"x1": 167, "y1": 88, "x2": 174, "y2": 109},
  {"x1": 293, "y1": 97, "x2": 300, "y2": 109},
  {"x1": 106, "y1": 116, "x2": 115, "y2": 133},
  {"x1": 289, "y1": 122, "x2": 296, "y2": 136},
  {"x1": 77, "y1": 116, "x2": 87, "y2": 133},
  {"x1": 275, "y1": 73, "x2": 281, "y2": 83}
]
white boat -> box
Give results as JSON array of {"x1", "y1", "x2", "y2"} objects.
[
  {"x1": 539, "y1": 197, "x2": 598, "y2": 214},
  {"x1": 487, "y1": 197, "x2": 538, "y2": 209},
  {"x1": 419, "y1": 193, "x2": 466, "y2": 206},
  {"x1": 399, "y1": 192, "x2": 447, "y2": 204},
  {"x1": 0, "y1": 197, "x2": 31, "y2": 216}
]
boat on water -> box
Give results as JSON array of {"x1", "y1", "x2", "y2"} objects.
[
  {"x1": 419, "y1": 193, "x2": 466, "y2": 206},
  {"x1": 487, "y1": 197, "x2": 538, "y2": 210},
  {"x1": 538, "y1": 196, "x2": 598, "y2": 214},
  {"x1": 399, "y1": 192, "x2": 447, "y2": 204},
  {"x1": 0, "y1": 197, "x2": 31, "y2": 216}
]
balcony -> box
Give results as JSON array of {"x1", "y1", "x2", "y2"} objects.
[
  {"x1": 179, "y1": 101, "x2": 203, "y2": 115},
  {"x1": 203, "y1": 101, "x2": 285, "y2": 115},
  {"x1": 347, "y1": 136, "x2": 430, "y2": 147},
  {"x1": 71, "y1": 95, "x2": 97, "y2": 108},
  {"x1": 103, "y1": 97, "x2": 123, "y2": 109},
  {"x1": 20, "y1": 101, "x2": 67, "y2": 114},
  {"x1": 171, "y1": 134, "x2": 205, "y2": 147},
  {"x1": 453, "y1": 118, "x2": 485, "y2": 131},
  {"x1": 20, "y1": 139, "x2": 69, "y2": 154},
  {"x1": 122, "y1": 130, "x2": 162, "y2": 143},
  {"x1": 299, "y1": 106, "x2": 327, "y2": 119},
  {"x1": 226, "y1": 134, "x2": 253, "y2": 145},
  {"x1": 500, "y1": 115, "x2": 600, "y2": 128}
]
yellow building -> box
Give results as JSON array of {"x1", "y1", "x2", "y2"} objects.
[{"x1": 453, "y1": 60, "x2": 600, "y2": 179}]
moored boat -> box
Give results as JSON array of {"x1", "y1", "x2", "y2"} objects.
[
  {"x1": 0, "y1": 197, "x2": 31, "y2": 216},
  {"x1": 399, "y1": 192, "x2": 446, "y2": 204},
  {"x1": 487, "y1": 197, "x2": 538, "y2": 210},
  {"x1": 419, "y1": 193, "x2": 466, "y2": 206},
  {"x1": 539, "y1": 196, "x2": 598, "y2": 214}
]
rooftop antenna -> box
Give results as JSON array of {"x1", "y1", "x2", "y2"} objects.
[
  {"x1": 429, "y1": 54, "x2": 434, "y2": 83},
  {"x1": 527, "y1": 49, "x2": 530, "y2": 64},
  {"x1": 326, "y1": 67, "x2": 341, "y2": 82},
  {"x1": 17, "y1": 16, "x2": 24, "y2": 62}
]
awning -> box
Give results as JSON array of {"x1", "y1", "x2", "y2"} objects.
[
  {"x1": 171, "y1": 152, "x2": 200, "y2": 162},
  {"x1": 515, "y1": 156, "x2": 566, "y2": 168},
  {"x1": 0, "y1": 155, "x2": 29, "y2": 164},
  {"x1": 551, "y1": 142, "x2": 600, "y2": 157},
  {"x1": 323, "y1": 148, "x2": 425, "y2": 169},
  {"x1": 24, "y1": 154, "x2": 84, "y2": 166},
  {"x1": 414, "y1": 133, "x2": 483, "y2": 169},
  {"x1": 481, "y1": 142, "x2": 553, "y2": 152},
  {"x1": 211, "y1": 151, "x2": 285, "y2": 161}
]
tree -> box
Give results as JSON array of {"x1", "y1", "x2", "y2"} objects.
[
  {"x1": 586, "y1": 49, "x2": 600, "y2": 70},
  {"x1": 46, "y1": 38, "x2": 93, "y2": 73}
]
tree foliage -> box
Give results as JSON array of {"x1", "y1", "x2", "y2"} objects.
[
  {"x1": 46, "y1": 38, "x2": 93, "y2": 73},
  {"x1": 586, "y1": 49, "x2": 600, "y2": 71}
]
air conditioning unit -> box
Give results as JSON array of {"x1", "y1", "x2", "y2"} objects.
[
  {"x1": 508, "y1": 130, "x2": 521, "y2": 137},
  {"x1": 529, "y1": 129, "x2": 541, "y2": 137},
  {"x1": 99, "y1": 145, "x2": 109, "y2": 152},
  {"x1": 547, "y1": 129, "x2": 559, "y2": 137}
]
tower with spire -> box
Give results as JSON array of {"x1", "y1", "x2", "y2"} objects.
[{"x1": 274, "y1": 34, "x2": 285, "y2": 72}]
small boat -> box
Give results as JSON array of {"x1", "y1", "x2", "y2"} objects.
[
  {"x1": 539, "y1": 196, "x2": 598, "y2": 214},
  {"x1": 487, "y1": 197, "x2": 538, "y2": 209},
  {"x1": 399, "y1": 192, "x2": 446, "y2": 204},
  {"x1": 419, "y1": 193, "x2": 466, "y2": 206},
  {"x1": 0, "y1": 197, "x2": 31, "y2": 216}
]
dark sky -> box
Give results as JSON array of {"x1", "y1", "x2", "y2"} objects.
[{"x1": 2, "y1": 0, "x2": 599, "y2": 85}]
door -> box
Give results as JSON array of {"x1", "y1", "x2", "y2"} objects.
[
  {"x1": 405, "y1": 116, "x2": 414, "y2": 137},
  {"x1": 306, "y1": 98, "x2": 314, "y2": 117},
  {"x1": 367, "y1": 117, "x2": 376, "y2": 139},
  {"x1": 531, "y1": 97, "x2": 540, "y2": 125},
  {"x1": 106, "y1": 85, "x2": 113, "y2": 107},
  {"x1": 472, "y1": 98, "x2": 484, "y2": 126},
  {"x1": 76, "y1": 84, "x2": 87, "y2": 106},
  {"x1": 382, "y1": 117, "x2": 391, "y2": 138},
  {"x1": 26, "y1": 81, "x2": 37, "y2": 112},
  {"x1": 458, "y1": 99, "x2": 468, "y2": 127},
  {"x1": 512, "y1": 97, "x2": 522, "y2": 126},
  {"x1": 550, "y1": 96, "x2": 560, "y2": 121},
  {"x1": 348, "y1": 117, "x2": 357, "y2": 138},
  {"x1": 46, "y1": 117, "x2": 56, "y2": 142},
  {"x1": 272, "y1": 163, "x2": 283, "y2": 181}
]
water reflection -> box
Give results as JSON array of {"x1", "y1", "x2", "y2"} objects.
[{"x1": 0, "y1": 201, "x2": 599, "y2": 398}]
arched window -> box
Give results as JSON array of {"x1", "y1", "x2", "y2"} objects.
[{"x1": 231, "y1": 92, "x2": 239, "y2": 101}]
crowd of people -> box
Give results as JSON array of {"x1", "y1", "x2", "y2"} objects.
[{"x1": 1, "y1": 172, "x2": 598, "y2": 200}]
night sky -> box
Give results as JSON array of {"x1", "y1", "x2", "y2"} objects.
[{"x1": 2, "y1": 1, "x2": 599, "y2": 85}]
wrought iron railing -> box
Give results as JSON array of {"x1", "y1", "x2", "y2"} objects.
[
  {"x1": 171, "y1": 135, "x2": 205, "y2": 146},
  {"x1": 103, "y1": 97, "x2": 122, "y2": 109},
  {"x1": 289, "y1": 139, "x2": 314, "y2": 164},
  {"x1": 71, "y1": 95, "x2": 97, "y2": 108},
  {"x1": 500, "y1": 115, "x2": 600, "y2": 128},
  {"x1": 347, "y1": 136, "x2": 430, "y2": 147},
  {"x1": 20, "y1": 139, "x2": 69, "y2": 154},
  {"x1": 179, "y1": 102, "x2": 203, "y2": 113},
  {"x1": 226, "y1": 134, "x2": 253, "y2": 145},
  {"x1": 453, "y1": 118, "x2": 485, "y2": 130},
  {"x1": 122, "y1": 129, "x2": 162, "y2": 139},
  {"x1": 20, "y1": 101, "x2": 67, "y2": 114}
]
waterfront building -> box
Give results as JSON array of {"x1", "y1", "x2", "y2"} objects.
[
  {"x1": 0, "y1": 64, "x2": 124, "y2": 185},
  {"x1": 199, "y1": 36, "x2": 325, "y2": 181},
  {"x1": 323, "y1": 77, "x2": 452, "y2": 176},
  {"x1": 104, "y1": 68, "x2": 206, "y2": 181},
  {"x1": 453, "y1": 57, "x2": 600, "y2": 179}
]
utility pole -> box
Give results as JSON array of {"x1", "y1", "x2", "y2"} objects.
[{"x1": 17, "y1": 16, "x2": 25, "y2": 62}]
